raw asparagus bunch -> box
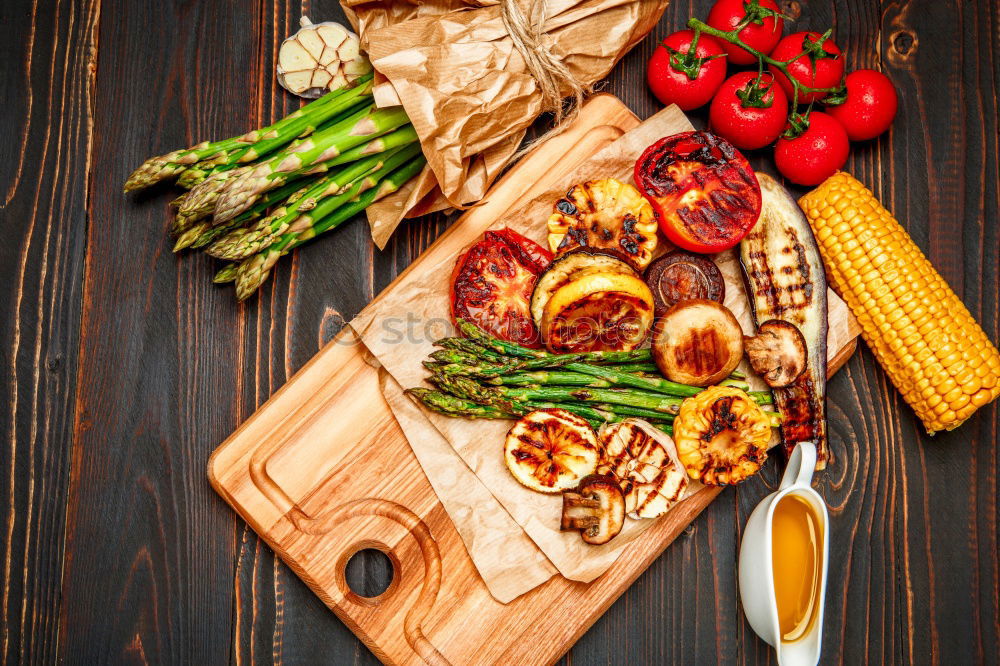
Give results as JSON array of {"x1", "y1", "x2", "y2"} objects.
[
  {"x1": 231, "y1": 154, "x2": 426, "y2": 300},
  {"x1": 124, "y1": 72, "x2": 375, "y2": 192},
  {"x1": 210, "y1": 103, "x2": 412, "y2": 224},
  {"x1": 407, "y1": 320, "x2": 774, "y2": 434},
  {"x1": 124, "y1": 72, "x2": 427, "y2": 300}
]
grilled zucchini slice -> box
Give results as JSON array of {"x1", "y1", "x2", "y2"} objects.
[
  {"x1": 530, "y1": 249, "x2": 637, "y2": 325},
  {"x1": 504, "y1": 408, "x2": 600, "y2": 493}
]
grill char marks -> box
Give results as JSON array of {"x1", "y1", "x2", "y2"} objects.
[
  {"x1": 504, "y1": 408, "x2": 600, "y2": 492},
  {"x1": 742, "y1": 225, "x2": 815, "y2": 324},
  {"x1": 738, "y1": 173, "x2": 830, "y2": 468},
  {"x1": 676, "y1": 325, "x2": 728, "y2": 381},
  {"x1": 634, "y1": 130, "x2": 762, "y2": 251},
  {"x1": 652, "y1": 299, "x2": 744, "y2": 387}
]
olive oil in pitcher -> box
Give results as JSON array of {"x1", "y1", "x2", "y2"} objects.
[{"x1": 771, "y1": 493, "x2": 824, "y2": 643}]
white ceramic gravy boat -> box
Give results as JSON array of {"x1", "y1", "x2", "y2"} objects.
[{"x1": 738, "y1": 442, "x2": 830, "y2": 666}]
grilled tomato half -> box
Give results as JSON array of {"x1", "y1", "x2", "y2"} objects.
[
  {"x1": 547, "y1": 178, "x2": 659, "y2": 269},
  {"x1": 634, "y1": 131, "x2": 761, "y2": 253},
  {"x1": 450, "y1": 229, "x2": 552, "y2": 348}
]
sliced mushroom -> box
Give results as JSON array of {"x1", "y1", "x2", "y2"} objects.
[
  {"x1": 743, "y1": 320, "x2": 808, "y2": 388},
  {"x1": 597, "y1": 419, "x2": 690, "y2": 519},
  {"x1": 560, "y1": 475, "x2": 626, "y2": 545}
]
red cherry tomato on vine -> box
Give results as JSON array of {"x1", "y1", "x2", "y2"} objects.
[
  {"x1": 706, "y1": 0, "x2": 785, "y2": 65},
  {"x1": 824, "y1": 69, "x2": 898, "y2": 140},
  {"x1": 709, "y1": 72, "x2": 789, "y2": 150},
  {"x1": 775, "y1": 112, "x2": 849, "y2": 186},
  {"x1": 768, "y1": 31, "x2": 845, "y2": 104},
  {"x1": 647, "y1": 30, "x2": 728, "y2": 110}
]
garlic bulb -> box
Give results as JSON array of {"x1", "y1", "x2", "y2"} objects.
[{"x1": 276, "y1": 17, "x2": 373, "y2": 99}]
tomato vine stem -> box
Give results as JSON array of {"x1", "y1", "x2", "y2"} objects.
[{"x1": 686, "y1": 17, "x2": 845, "y2": 136}]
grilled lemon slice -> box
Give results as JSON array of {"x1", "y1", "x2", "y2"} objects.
[
  {"x1": 540, "y1": 271, "x2": 654, "y2": 353},
  {"x1": 530, "y1": 249, "x2": 636, "y2": 325},
  {"x1": 598, "y1": 420, "x2": 690, "y2": 519},
  {"x1": 504, "y1": 409, "x2": 600, "y2": 493},
  {"x1": 547, "y1": 179, "x2": 659, "y2": 269},
  {"x1": 673, "y1": 386, "x2": 771, "y2": 486}
]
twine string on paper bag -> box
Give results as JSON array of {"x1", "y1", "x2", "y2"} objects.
[{"x1": 500, "y1": 0, "x2": 593, "y2": 159}]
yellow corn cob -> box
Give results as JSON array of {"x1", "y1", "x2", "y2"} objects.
[{"x1": 799, "y1": 172, "x2": 1000, "y2": 434}]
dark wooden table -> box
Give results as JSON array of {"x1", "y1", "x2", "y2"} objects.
[{"x1": 2, "y1": 0, "x2": 998, "y2": 663}]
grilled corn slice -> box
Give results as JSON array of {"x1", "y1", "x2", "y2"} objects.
[
  {"x1": 547, "y1": 178, "x2": 659, "y2": 269},
  {"x1": 673, "y1": 386, "x2": 771, "y2": 486},
  {"x1": 799, "y1": 172, "x2": 1000, "y2": 433}
]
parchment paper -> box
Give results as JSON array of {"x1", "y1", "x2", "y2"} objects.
[
  {"x1": 339, "y1": 0, "x2": 670, "y2": 247},
  {"x1": 350, "y1": 107, "x2": 856, "y2": 582},
  {"x1": 380, "y1": 370, "x2": 557, "y2": 602}
]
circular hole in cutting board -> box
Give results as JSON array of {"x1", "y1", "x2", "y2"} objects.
[{"x1": 344, "y1": 548, "x2": 395, "y2": 599}]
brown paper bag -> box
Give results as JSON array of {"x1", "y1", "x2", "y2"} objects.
[{"x1": 340, "y1": 0, "x2": 671, "y2": 247}]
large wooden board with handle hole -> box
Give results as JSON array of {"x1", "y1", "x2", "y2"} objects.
[{"x1": 208, "y1": 95, "x2": 860, "y2": 666}]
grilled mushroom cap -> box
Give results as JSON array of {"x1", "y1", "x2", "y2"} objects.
[
  {"x1": 560, "y1": 474, "x2": 626, "y2": 545},
  {"x1": 744, "y1": 320, "x2": 808, "y2": 388},
  {"x1": 651, "y1": 299, "x2": 744, "y2": 386}
]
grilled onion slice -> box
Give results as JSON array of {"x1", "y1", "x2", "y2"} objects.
[
  {"x1": 504, "y1": 409, "x2": 600, "y2": 493},
  {"x1": 673, "y1": 386, "x2": 771, "y2": 486},
  {"x1": 644, "y1": 251, "x2": 725, "y2": 319}
]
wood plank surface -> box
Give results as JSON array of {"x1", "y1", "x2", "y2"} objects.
[
  {"x1": 205, "y1": 97, "x2": 858, "y2": 665},
  {"x1": 0, "y1": 0, "x2": 997, "y2": 664}
]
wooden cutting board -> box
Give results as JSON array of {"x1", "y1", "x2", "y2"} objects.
[{"x1": 209, "y1": 96, "x2": 860, "y2": 666}]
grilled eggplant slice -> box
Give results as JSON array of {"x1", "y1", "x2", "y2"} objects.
[{"x1": 739, "y1": 173, "x2": 829, "y2": 468}]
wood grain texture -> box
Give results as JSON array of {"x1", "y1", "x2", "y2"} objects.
[
  {"x1": 0, "y1": 0, "x2": 997, "y2": 664},
  {"x1": 205, "y1": 98, "x2": 856, "y2": 665}
]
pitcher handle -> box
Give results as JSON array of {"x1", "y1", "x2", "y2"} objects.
[{"x1": 779, "y1": 441, "x2": 817, "y2": 490}]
